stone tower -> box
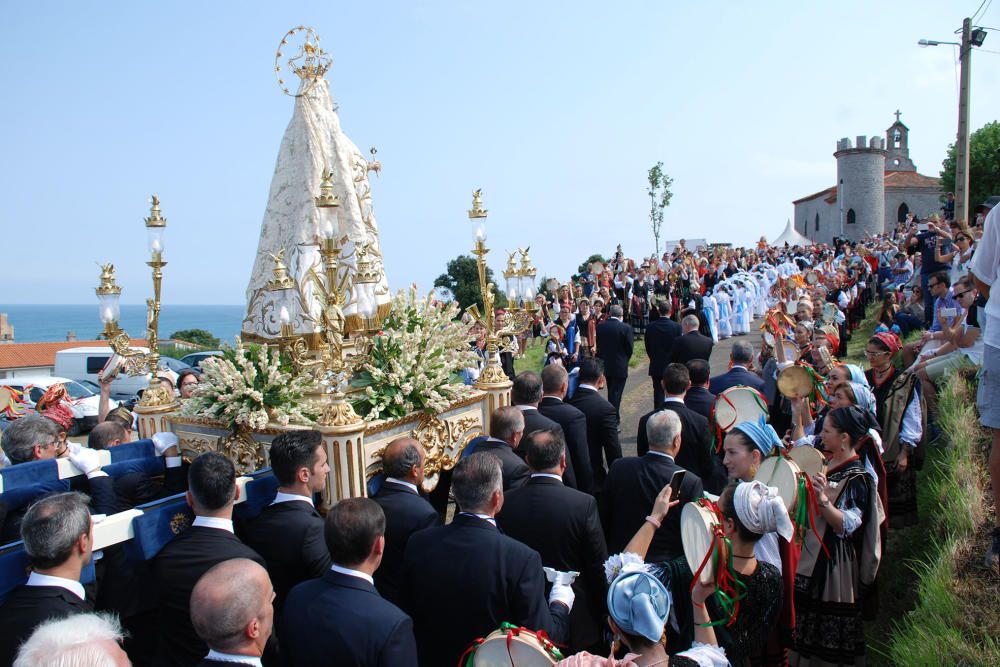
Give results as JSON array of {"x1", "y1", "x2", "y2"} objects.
[
  {"x1": 834, "y1": 135, "x2": 887, "y2": 241},
  {"x1": 885, "y1": 111, "x2": 916, "y2": 172}
]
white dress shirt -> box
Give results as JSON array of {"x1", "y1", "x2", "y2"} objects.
[
  {"x1": 192, "y1": 516, "x2": 234, "y2": 533},
  {"x1": 530, "y1": 473, "x2": 563, "y2": 482},
  {"x1": 26, "y1": 571, "x2": 85, "y2": 600},
  {"x1": 458, "y1": 512, "x2": 497, "y2": 526},
  {"x1": 329, "y1": 563, "x2": 375, "y2": 585},
  {"x1": 204, "y1": 649, "x2": 262, "y2": 666},
  {"x1": 271, "y1": 491, "x2": 314, "y2": 507},
  {"x1": 385, "y1": 478, "x2": 419, "y2": 494}
]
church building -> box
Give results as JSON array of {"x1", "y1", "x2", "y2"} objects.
[{"x1": 792, "y1": 113, "x2": 943, "y2": 244}]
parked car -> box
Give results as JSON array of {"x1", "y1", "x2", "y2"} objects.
[
  {"x1": 54, "y1": 347, "x2": 192, "y2": 401},
  {"x1": 179, "y1": 350, "x2": 224, "y2": 369},
  {"x1": 0, "y1": 376, "x2": 117, "y2": 434}
]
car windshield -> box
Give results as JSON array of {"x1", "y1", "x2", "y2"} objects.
[
  {"x1": 62, "y1": 381, "x2": 95, "y2": 399},
  {"x1": 160, "y1": 358, "x2": 192, "y2": 373}
]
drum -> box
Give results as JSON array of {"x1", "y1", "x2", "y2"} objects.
[
  {"x1": 779, "y1": 340, "x2": 799, "y2": 362},
  {"x1": 763, "y1": 330, "x2": 776, "y2": 348},
  {"x1": 468, "y1": 626, "x2": 561, "y2": 666},
  {"x1": 788, "y1": 445, "x2": 827, "y2": 478},
  {"x1": 754, "y1": 455, "x2": 803, "y2": 513},
  {"x1": 805, "y1": 270, "x2": 820, "y2": 285},
  {"x1": 821, "y1": 302, "x2": 839, "y2": 324},
  {"x1": 681, "y1": 500, "x2": 726, "y2": 585},
  {"x1": 777, "y1": 364, "x2": 814, "y2": 399},
  {"x1": 591, "y1": 261, "x2": 604, "y2": 275},
  {"x1": 101, "y1": 353, "x2": 126, "y2": 382},
  {"x1": 714, "y1": 386, "x2": 769, "y2": 433}
]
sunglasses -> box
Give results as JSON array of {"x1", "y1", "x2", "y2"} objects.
[{"x1": 953, "y1": 289, "x2": 975, "y2": 298}]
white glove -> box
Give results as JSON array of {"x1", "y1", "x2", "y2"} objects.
[
  {"x1": 548, "y1": 581, "x2": 575, "y2": 610},
  {"x1": 67, "y1": 444, "x2": 106, "y2": 478},
  {"x1": 152, "y1": 432, "x2": 179, "y2": 456}
]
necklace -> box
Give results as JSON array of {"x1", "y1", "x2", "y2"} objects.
[
  {"x1": 639, "y1": 658, "x2": 669, "y2": 667},
  {"x1": 732, "y1": 553, "x2": 756, "y2": 559}
]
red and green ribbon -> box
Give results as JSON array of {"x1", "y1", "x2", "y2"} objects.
[
  {"x1": 793, "y1": 472, "x2": 831, "y2": 559},
  {"x1": 689, "y1": 497, "x2": 748, "y2": 627},
  {"x1": 458, "y1": 621, "x2": 564, "y2": 666}
]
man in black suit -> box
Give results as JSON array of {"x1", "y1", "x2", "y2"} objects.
[
  {"x1": 243, "y1": 430, "x2": 332, "y2": 612},
  {"x1": 568, "y1": 358, "x2": 622, "y2": 490},
  {"x1": 99, "y1": 429, "x2": 188, "y2": 510},
  {"x1": 474, "y1": 406, "x2": 530, "y2": 491},
  {"x1": 496, "y1": 430, "x2": 607, "y2": 653},
  {"x1": 595, "y1": 304, "x2": 634, "y2": 419},
  {"x1": 538, "y1": 365, "x2": 593, "y2": 493},
  {"x1": 512, "y1": 372, "x2": 576, "y2": 488},
  {"x1": 709, "y1": 339, "x2": 766, "y2": 397},
  {"x1": 281, "y1": 498, "x2": 418, "y2": 666},
  {"x1": 669, "y1": 314, "x2": 715, "y2": 366},
  {"x1": 152, "y1": 452, "x2": 266, "y2": 667},
  {"x1": 191, "y1": 559, "x2": 274, "y2": 666},
  {"x1": 683, "y1": 359, "x2": 716, "y2": 420},
  {"x1": 637, "y1": 364, "x2": 724, "y2": 494},
  {"x1": 372, "y1": 437, "x2": 438, "y2": 607},
  {"x1": 401, "y1": 453, "x2": 573, "y2": 666},
  {"x1": 644, "y1": 301, "x2": 682, "y2": 411},
  {"x1": 0, "y1": 492, "x2": 93, "y2": 666},
  {"x1": 601, "y1": 410, "x2": 703, "y2": 561}
]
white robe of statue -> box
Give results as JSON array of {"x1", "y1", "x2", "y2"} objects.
[{"x1": 242, "y1": 77, "x2": 390, "y2": 340}]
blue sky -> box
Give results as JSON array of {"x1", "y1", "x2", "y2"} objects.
[{"x1": 2, "y1": 1, "x2": 997, "y2": 306}]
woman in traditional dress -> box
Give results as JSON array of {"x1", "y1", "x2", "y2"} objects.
[
  {"x1": 790, "y1": 406, "x2": 884, "y2": 667},
  {"x1": 863, "y1": 332, "x2": 924, "y2": 528},
  {"x1": 630, "y1": 269, "x2": 651, "y2": 340},
  {"x1": 721, "y1": 419, "x2": 798, "y2": 665},
  {"x1": 716, "y1": 287, "x2": 733, "y2": 340},
  {"x1": 576, "y1": 298, "x2": 598, "y2": 359}
]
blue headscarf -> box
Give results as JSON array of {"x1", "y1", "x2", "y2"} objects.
[
  {"x1": 848, "y1": 382, "x2": 877, "y2": 414},
  {"x1": 607, "y1": 570, "x2": 671, "y2": 642},
  {"x1": 843, "y1": 364, "x2": 868, "y2": 388},
  {"x1": 732, "y1": 415, "x2": 783, "y2": 457}
]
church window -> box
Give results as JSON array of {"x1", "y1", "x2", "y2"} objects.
[
  {"x1": 893, "y1": 158, "x2": 900, "y2": 167},
  {"x1": 893, "y1": 129, "x2": 901, "y2": 148},
  {"x1": 815, "y1": 213, "x2": 819, "y2": 231},
  {"x1": 847, "y1": 209, "x2": 856, "y2": 225},
  {"x1": 897, "y1": 202, "x2": 909, "y2": 222}
]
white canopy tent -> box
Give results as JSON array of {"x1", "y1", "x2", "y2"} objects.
[{"x1": 770, "y1": 219, "x2": 813, "y2": 247}]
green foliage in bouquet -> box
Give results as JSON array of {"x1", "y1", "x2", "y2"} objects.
[{"x1": 351, "y1": 288, "x2": 478, "y2": 421}]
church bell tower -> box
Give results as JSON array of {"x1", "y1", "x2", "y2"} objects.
[{"x1": 885, "y1": 110, "x2": 916, "y2": 172}]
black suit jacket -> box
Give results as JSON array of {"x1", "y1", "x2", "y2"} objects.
[
  {"x1": 645, "y1": 317, "x2": 683, "y2": 379},
  {"x1": 567, "y1": 386, "x2": 621, "y2": 489},
  {"x1": 475, "y1": 439, "x2": 530, "y2": 491},
  {"x1": 497, "y1": 476, "x2": 608, "y2": 652},
  {"x1": 111, "y1": 463, "x2": 188, "y2": 512},
  {"x1": 242, "y1": 499, "x2": 332, "y2": 611},
  {"x1": 280, "y1": 569, "x2": 418, "y2": 666},
  {"x1": 636, "y1": 401, "x2": 725, "y2": 494},
  {"x1": 595, "y1": 319, "x2": 634, "y2": 379},
  {"x1": 600, "y1": 453, "x2": 704, "y2": 561},
  {"x1": 538, "y1": 397, "x2": 594, "y2": 494},
  {"x1": 372, "y1": 482, "x2": 439, "y2": 607},
  {"x1": 401, "y1": 514, "x2": 570, "y2": 667},
  {"x1": 684, "y1": 386, "x2": 715, "y2": 420},
  {"x1": 0, "y1": 585, "x2": 90, "y2": 666},
  {"x1": 152, "y1": 525, "x2": 266, "y2": 667},
  {"x1": 709, "y1": 366, "x2": 765, "y2": 397},
  {"x1": 668, "y1": 330, "x2": 714, "y2": 366},
  {"x1": 518, "y1": 407, "x2": 576, "y2": 488}
]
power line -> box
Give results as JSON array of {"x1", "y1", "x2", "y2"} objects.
[{"x1": 972, "y1": 0, "x2": 990, "y2": 22}]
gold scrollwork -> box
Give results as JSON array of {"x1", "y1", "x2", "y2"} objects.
[{"x1": 219, "y1": 430, "x2": 265, "y2": 476}]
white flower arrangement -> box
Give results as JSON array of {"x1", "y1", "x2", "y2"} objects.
[
  {"x1": 603, "y1": 552, "x2": 650, "y2": 583},
  {"x1": 351, "y1": 288, "x2": 478, "y2": 421},
  {"x1": 181, "y1": 339, "x2": 312, "y2": 430}
]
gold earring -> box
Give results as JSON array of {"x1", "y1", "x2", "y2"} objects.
[{"x1": 749, "y1": 463, "x2": 758, "y2": 478}]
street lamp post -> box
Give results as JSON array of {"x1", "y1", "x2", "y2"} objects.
[{"x1": 920, "y1": 18, "x2": 987, "y2": 224}]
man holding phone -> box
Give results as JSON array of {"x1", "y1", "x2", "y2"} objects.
[
  {"x1": 902, "y1": 271, "x2": 961, "y2": 367},
  {"x1": 907, "y1": 217, "x2": 953, "y2": 328}
]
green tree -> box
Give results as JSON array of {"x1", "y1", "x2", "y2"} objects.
[
  {"x1": 434, "y1": 254, "x2": 507, "y2": 313},
  {"x1": 647, "y1": 162, "x2": 674, "y2": 256},
  {"x1": 169, "y1": 328, "x2": 220, "y2": 348},
  {"x1": 577, "y1": 253, "x2": 606, "y2": 274},
  {"x1": 940, "y1": 121, "x2": 1000, "y2": 216}
]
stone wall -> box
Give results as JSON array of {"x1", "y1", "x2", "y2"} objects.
[{"x1": 835, "y1": 136, "x2": 886, "y2": 242}]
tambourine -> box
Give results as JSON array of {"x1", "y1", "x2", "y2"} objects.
[
  {"x1": 805, "y1": 270, "x2": 820, "y2": 285},
  {"x1": 821, "y1": 303, "x2": 839, "y2": 324},
  {"x1": 682, "y1": 499, "x2": 727, "y2": 585},
  {"x1": 713, "y1": 386, "x2": 769, "y2": 433},
  {"x1": 788, "y1": 444, "x2": 827, "y2": 479},
  {"x1": 591, "y1": 261, "x2": 605, "y2": 275},
  {"x1": 777, "y1": 364, "x2": 814, "y2": 399},
  {"x1": 0, "y1": 386, "x2": 28, "y2": 419},
  {"x1": 754, "y1": 455, "x2": 804, "y2": 514},
  {"x1": 462, "y1": 624, "x2": 561, "y2": 666}
]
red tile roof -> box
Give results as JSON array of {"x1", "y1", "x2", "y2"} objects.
[
  {"x1": 0, "y1": 339, "x2": 153, "y2": 371},
  {"x1": 793, "y1": 171, "x2": 941, "y2": 205}
]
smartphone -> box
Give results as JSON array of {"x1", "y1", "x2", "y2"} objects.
[
  {"x1": 940, "y1": 307, "x2": 957, "y2": 318},
  {"x1": 917, "y1": 223, "x2": 929, "y2": 232},
  {"x1": 669, "y1": 469, "x2": 686, "y2": 498}
]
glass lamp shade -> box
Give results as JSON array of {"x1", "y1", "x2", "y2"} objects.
[
  {"x1": 270, "y1": 287, "x2": 295, "y2": 325},
  {"x1": 355, "y1": 281, "x2": 378, "y2": 321},
  {"x1": 472, "y1": 218, "x2": 487, "y2": 243},
  {"x1": 318, "y1": 205, "x2": 340, "y2": 240},
  {"x1": 98, "y1": 292, "x2": 121, "y2": 325},
  {"x1": 147, "y1": 226, "x2": 166, "y2": 258}
]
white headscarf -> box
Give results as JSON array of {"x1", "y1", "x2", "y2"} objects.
[{"x1": 734, "y1": 480, "x2": 794, "y2": 542}]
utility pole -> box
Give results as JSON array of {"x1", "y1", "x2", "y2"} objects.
[{"x1": 955, "y1": 17, "x2": 973, "y2": 225}]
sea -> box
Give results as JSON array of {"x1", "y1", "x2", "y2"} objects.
[{"x1": 0, "y1": 304, "x2": 246, "y2": 344}]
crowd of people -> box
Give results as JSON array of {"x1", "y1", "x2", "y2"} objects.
[{"x1": 0, "y1": 198, "x2": 998, "y2": 666}]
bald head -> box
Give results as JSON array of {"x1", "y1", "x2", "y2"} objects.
[
  {"x1": 191, "y1": 559, "x2": 274, "y2": 655},
  {"x1": 382, "y1": 437, "x2": 425, "y2": 484}
]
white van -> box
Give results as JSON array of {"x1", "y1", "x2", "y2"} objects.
[
  {"x1": 54, "y1": 347, "x2": 151, "y2": 400},
  {"x1": 0, "y1": 376, "x2": 116, "y2": 434}
]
